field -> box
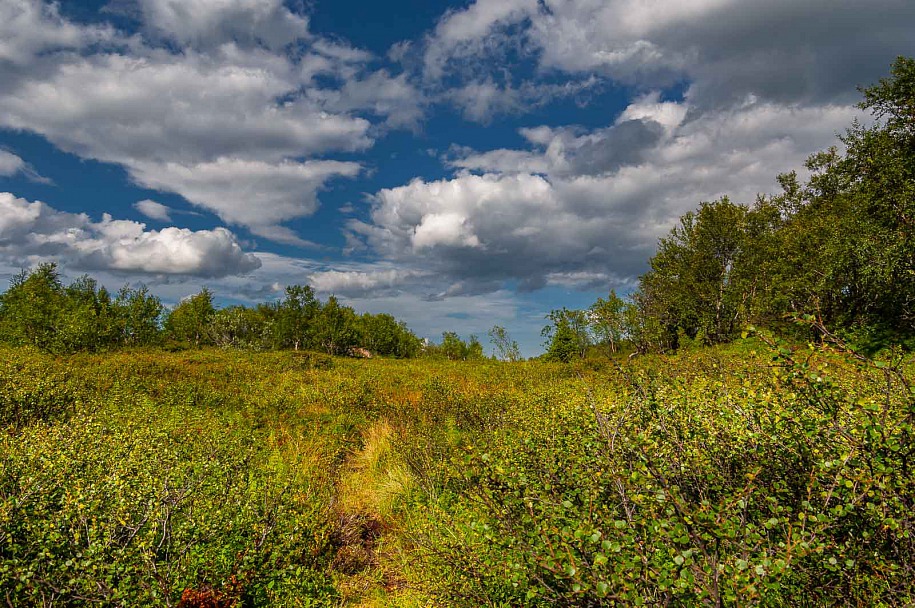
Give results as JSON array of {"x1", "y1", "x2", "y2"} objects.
[{"x1": 2, "y1": 341, "x2": 913, "y2": 606}]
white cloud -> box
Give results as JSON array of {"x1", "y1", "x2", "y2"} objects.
[
  {"x1": 128, "y1": 158, "x2": 361, "y2": 234},
  {"x1": 352, "y1": 99, "x2": 856, "y2": 294},
  {"x1": 0, "y1": 0, "x2": 422, "y2": 243},
  {"x1": 0, "y1": 192, "x2": 260, "y2": 277},
  {"x1": 423, "y1": 0, "x2": 538, "y2": 81},
  {"x1": 0, "y1": 150, "x2": 25, "y2": 176},
  {"x1": 420, "y1": 0, "x2": 915, "y2": 110},
  {"x1": 0, "y1": 150, "x2": 52, "y2": 183},
  {"x1": 308, "y1": 69, "x2": 425, "y2": 129},
  {"x1": 308, "y1": 268, "x2": 429, "y2": 297},
  {"x1": 136, "y1": 0, "x2": 310, "y2": 50},
  {"x1": 133, "y1": 199, "x2": 172, "y2": 221},
  {"x1": 0, "y1": 0, "x2": 111, "y2": 66}
]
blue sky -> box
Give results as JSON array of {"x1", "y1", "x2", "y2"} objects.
[{"x1": 1, "y1": 0, "x2": 913, "y2": 355}]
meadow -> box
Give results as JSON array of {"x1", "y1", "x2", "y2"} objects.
[{"x1": 2, "y1": 337, "x2": 913, "y2": 606}]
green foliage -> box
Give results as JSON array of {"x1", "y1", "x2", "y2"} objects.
[
  {"x1": 1, "y1": 341, "x2": 914, "y2": 605},
  {"x1": 401, "y1": 343, "x2": 915, "y2": 606},
  {"x1": 0, "y1": 263, "x2": 68, "y2": 351},
  {"x1": 0, "y1": 349, "x2": 80, "y2": 428},
  {"x1": 357, "y1": 313, "x2": 422, "y2": 358},
  {"x1": 0, "y1": 270, "x2": 423, "y2": 358},
  {"x1": 114, "y1": 284, "x2": 163, "y2": 347},
  {"x1": 628, "y1": 56, "x2": 915, "y2": 352},
  {"x1": 0, "y1": 266, "x2": 164, "y2": 353},
  {"x1": 209, "y1": 305, "x2": 268, "y2": 349},
  {"x1": 165, "y1": 288, "x2": 216, "y2": 347},
  {"x1": 271, "y1": 285, "x2": 320, "y2": 351},
  {"x1": 543, "y1": 308, "x2": 590, "y2": 362},
  {"x1": 313, "y1": 296, "x2": 359, "y2": 356},
  {"x1": 488, "y1": 325, "x2": 522, "y2": 362},
  {"x1": 437, "y1": 332, "x2": 486, "y2": 361},
  {"x1": 589, "y1": 290, "x2": 627, "y2": 354}
]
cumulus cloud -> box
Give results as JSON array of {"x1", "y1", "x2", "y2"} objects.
[
  {"x1": 341, "y1": 0, "x2": 909, "y2": 295},
  {"x1": 351, "y1": 98, "x2": 856, "y2": 294},
  {"x1": 133, "y1": 199, "x2": 172, "y2": 221},
  {"x1": 128, "y1": 158, "x2": 362, "y2": 238},
  {"x1": 421, "y1": 0, "x2": 915, "y2": 110},
  {"x1": 423, "y1": 0, "x2": 538, "y2": 81},
  {"x1": 0, "y1": 0, "x2": 420, "y2": 242},
  {"x1": 135, "y1": 0, "x2": 310, "y2": 50},
  {"x1": 0, "y1": 0, "x2": 112, "y2": 66},
  {"x1": 0, "y1": 192, "x2": 260, "y2": 277}
]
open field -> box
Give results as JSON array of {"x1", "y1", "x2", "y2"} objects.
[{"x1": 2, "y1": 342, "x2": 914, "y2": 606}]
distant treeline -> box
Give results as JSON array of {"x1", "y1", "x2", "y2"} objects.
[
  {"x1": 543, "y1": 57, "x2": 915, "y2": 360},
  {"x1": 0, "y1": 264, "x2": 424, "y2": 357}
]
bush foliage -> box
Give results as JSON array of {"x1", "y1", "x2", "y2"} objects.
[{"x1": 1, "y1": 341, "x2": 912, "y2": 606}]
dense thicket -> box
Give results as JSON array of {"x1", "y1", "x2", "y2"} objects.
[
  {"x1": 544, "y1": 57, "x2": 915, "y2": 358},
  {"x1": 0, "y1": 264, "x2": 422, "y2": 357}
]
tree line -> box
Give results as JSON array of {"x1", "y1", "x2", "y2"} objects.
[
  {"x1": 543, "y1": 56, "x2": 915, "y2": 360},
  {"x1": 0, "y1": 263, "x2": 518, "y2": 359},
  {"x1": 0, "y1": 264, "x2": 423, "y2": 357}
]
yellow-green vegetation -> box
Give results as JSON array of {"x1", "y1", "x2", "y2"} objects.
[{"x1": 2, "y1": 337, "x2": 913, "y2": 606}]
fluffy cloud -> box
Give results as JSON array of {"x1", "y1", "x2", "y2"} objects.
[
  {"x1": 135, "y1": 0, "x2": 310, "y2": 50},
  {"x1": 341, "y1": 0, "x2": 908, "y2": 295},
  {"x1": 128, "y1": 158, "x2": 361, "y2": 240},
  {"x1": 0, "y1": 0, "x2": 419, "y2": 242},
  {"x1": 0, "y1": 192, "x2": 260, "y2": 277},
  {"x1": 351, "y1": 97, "x2": 855, "y2": 293},
  {"x1": 133, "y1": 199, "x2": 172, "y2": 221},
  {"x1": 423, "y1": 0, "x2": 538, "y2": 81},
  {"x1": 0, "y1": 0, "x2": 111, "y2": 66},
  {"x1": 423, "y1": 0, "x2": 915, "y2": 110},
  {"x1": 411, "y1": 0, "x2": 915, "y2": 128}
]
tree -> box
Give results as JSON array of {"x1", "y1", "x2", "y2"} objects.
[
  {"x1": 313, "y1": 296, "x2": 358, "y2": 356},
  {"x1": 359, "y1": 313, "x2": 422, "y2": 358},
  {"x1": 114, "y1": 285, "x2": 163, "y2": 347},
  {"x1": 59, "y1": 275, "x2": 118, "y2": 351},
  {"x1": 273, "y1": 285, "x2": 319, "y2": 351},
  {"x1": 638, "y1": 198, "x2": 750, "y2": 346},
  {"x1": 589, "y1": 290, "x2": 627, "y2": 354},
  {"x1": 466, "y1": 335, "x2": 485, "y2": 361},
  {"x1": 488, "y1": 325, "x2": 522, "y2": 361},
  {"x1": 209, "y1": 306, "x2": 266, "y2": 349},
  {"x1": 0, "y1": 263, "x2": 67, "y2": 351},
  {"x1": 542, "y1": 308, "x2": 590, "y2": 362},
  {"x1": 165, "y1": 288, "x2": 215, "y2": 347},
  {"x1": 440, "y1": 331, "x2": 467, "y2": 361}
]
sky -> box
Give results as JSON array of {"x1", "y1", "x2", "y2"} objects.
[{"x1": 1, "y1": 0, "x2": 913, "y2": 356}]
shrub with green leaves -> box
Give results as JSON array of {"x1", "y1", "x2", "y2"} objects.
[{"x1": 401, "y1": 343, "x2": 915, "y2": 606}]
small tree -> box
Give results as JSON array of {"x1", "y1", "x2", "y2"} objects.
[
  {"x1": 441, "y1": 331, "x2": 467, "y2": 361},
  {"x1": 488, "y1": 325, "x2": 522, "y2": 361},
  {"x1": 0, "y1": 263, "x2": 67, "y2": 351},
  {"x1": 273, "y1": 285, "x2": 319, "y2": 351},
  {"x1": 114, "y1": 284, "x2": 163, "y2": 347},
  {"x1": 165, "y1": 288, "x2": 215, "y2": 347},
  {"x1": 589, "y1": 290, "x2": 627, "y2": 354},
  {"x1": 313, "y1": 296, "x2": 358, "y2": 356},
  {"x1": 542, "y1": 308, "x2": 590, "y2": 362}
]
